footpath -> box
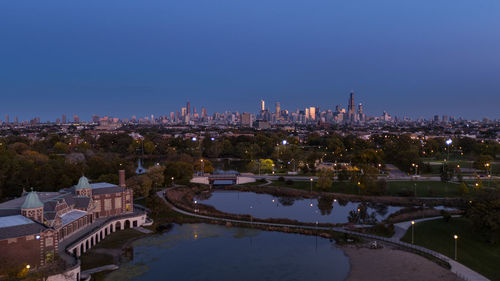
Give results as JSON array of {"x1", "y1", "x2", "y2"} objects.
[{"x1": 157, "y1": 189, "x2": 489, "y2": 281}]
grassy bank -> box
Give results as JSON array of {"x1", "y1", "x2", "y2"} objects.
[
  {"x1": 401, "y1": 218, "x2": 500, "y2": 280},
  {"x1": 268, "y1": 179, "x2": 466, "y2": 197}
]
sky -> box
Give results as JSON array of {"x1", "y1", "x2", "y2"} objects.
[{"x1": 1, "y1": 0, "x2": 499, "y2": 121}]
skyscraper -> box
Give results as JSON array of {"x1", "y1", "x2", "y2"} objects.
[
  {"x1": 260, "y1": 100, "x2": 265, "y2": 111},
  {"x1": 275, "y1": 102, "x2": 281, "y2": 121},
  {"x1": 186, "y1": 101, "x2": 191, "y2": 117},
  {"x1": 62, "y1": 114, "x2": 67, "y2": 124},
  {"x1": 348, "y1": 92, "x2": 355, "y2": 114},
  {"x1": 4, "y1": 115, "x2": 8, "y2": 124}
]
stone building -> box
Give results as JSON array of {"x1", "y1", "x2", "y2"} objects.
[{"x1": 0, "y1": 170, "x2": 136, "y2": 272}]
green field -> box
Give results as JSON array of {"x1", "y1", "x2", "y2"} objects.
[
  {"x1": 401, "y1": 218, "x2": 500, "y2": 280},
  {"x1": 269, "y1": 180, "x2": 471, "y2": 197}
]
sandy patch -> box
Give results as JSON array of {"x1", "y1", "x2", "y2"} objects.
[{"x1": 341, "y1": 244, "x2": 460, "y2": 281}]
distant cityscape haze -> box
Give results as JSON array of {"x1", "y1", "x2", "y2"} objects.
[{"x1": 1, "y1": 0, "x2": 499, "y2": 121}]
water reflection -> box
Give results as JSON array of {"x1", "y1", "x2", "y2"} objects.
[
  {"x1": 106, "y1": 224, "x2": 350, "y2": 281},
  {"x1": 196, "y1": 191, "x2": 403, "y2": 224}
]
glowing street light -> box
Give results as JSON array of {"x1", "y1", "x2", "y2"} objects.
[
  {"x1": 411, "y1": 221, "x2": 415, "y2": 244},
  {"x1": 454, "y1": 235, "x2": 459, "y2": 260},
  {"x1": 282, "y1": 140, "x2": 287, "y2": 145},
  {"x1": 309, "y1": 178, "x2": 313, "y2": 192},
  {"x1": 26, "y1": 265, "x2": 30, "y2": 269}
]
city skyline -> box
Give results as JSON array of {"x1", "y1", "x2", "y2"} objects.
[{"x1": 2, "y1": 1, "x2": 500, "y2": 121}]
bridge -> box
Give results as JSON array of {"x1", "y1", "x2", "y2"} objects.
[{"x1": 190, "y1": 174, "x2": 255, "y2": 186}]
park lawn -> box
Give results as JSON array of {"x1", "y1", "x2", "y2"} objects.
[
  {"x1": 79, "y1": 252, "x2": 114, "y2": 271},
  {"x1": 401, "y1": 218, "x2": 500, "y2": 280},
  {"x1": 386, "y1": 181, "x2": 462, "y2": 197},
  {"x1": 270, "y1": 179, "x2": 465, "y2": 197}
]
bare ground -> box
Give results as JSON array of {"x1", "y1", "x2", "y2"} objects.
[{"x1": 341, "y1": 244, "x2": 461, "y2": 281}]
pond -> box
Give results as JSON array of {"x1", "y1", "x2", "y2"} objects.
[
  {"x1": 105, "y1": 224, "x2": 350, "y2": 281},
  {"x1": 195, "y1": 191, "x2": 404, "y2": 224}
]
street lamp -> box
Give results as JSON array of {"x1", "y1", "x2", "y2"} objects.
[
  {"x1": 445, "y1": 139, "x2": 452, "y2": 161},
  {"x1": 200, "y1": 159, "x2": 204, "y2": 175},
  {"x1": 454, "y1": 235, "x2": 458, "y2": 260},
  {"x1": 411, "y1": 221, "x2": 415, "y2": 244},
  {"x1": 171, "y1": 177, "x2": 174, "y2": 186},
  {"x1": 309, "y1": 178, "x2": 313, "y2": 192},
  {"x1": 194, "y1": 200, "x2": 198, "y2": 213}
]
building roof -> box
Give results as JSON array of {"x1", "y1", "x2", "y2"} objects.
[
  {"x1": 0, "y1": 220, "x2": 47, "y2": 240},
  {"x1": 21, "y1": 191, "x2": 44, "y2": 209},
  {"x1": 0, "y1": 192, "x2": 60, "y2": 210},
  {"x1": 92, "y1": 186, "x2": 125, "y2": 195},
  {"x1": 0, "y1": 215, "x2": 34, "y2": 228},
  {"x1": 60, "y1": 210, "x2": 87, "y2": 226},
  {"x1": 75, "y1": 176, "x2": 91, "y2": 190},
  {"x1": 90, "y1": 183, "x2": 117, "y2": 189}
]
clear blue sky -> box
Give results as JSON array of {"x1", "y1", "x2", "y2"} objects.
[{"x1": 1, "y1": 0, "x2": 499, "y2": 121}]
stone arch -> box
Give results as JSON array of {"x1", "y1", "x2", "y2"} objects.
[
  {"x1": 125, "y1": 220, "x2": 131, "y2": 229},
  {"x1": 133, "y1": 220, "x2": 138, "y2": 227},
  {"x1": 115, "y1": 221, "x2": 121, "y2": 231},
  {"x1": 80, "y1": 244, "x2": 84, "y2": 255}
]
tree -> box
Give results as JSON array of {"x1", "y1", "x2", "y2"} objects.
[
  {"x1": 193, "y1": 159, "x2": 214, "y2": 174},
  {"x1": 440, "y1": 164, "x2": 452, "y2": 183},
  {"x1": 459, "y1": 182, "x2": 469, "y2": 196},
  {"x1": 473, "y1": 154, "x2": 494, "y2": 171},
  {"x1": 466, "y1": 189, "x2": 500, "y2": 243},
  {"x1": 126, "y1": 175, "x2": 152, "y2": 198},
  {"x1": 147, "y1": 165, "x2": 165, "y2": 188},
  {"x1": 316, "y1": 169, "x2": 333, "y2": 190},
  {"x1": 53, "y1": 142, "x2": 69, "y2": 154},
  {"x1": 163, "y1": 161, "x2": 193, "y2": 184}
]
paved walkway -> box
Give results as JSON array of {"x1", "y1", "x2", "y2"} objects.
[
  {"x1": 81, "y1": 264, "x2": 119, "y2": 275},
  {"x1": 158, "y1": 189, "x2": 489, "y2": 281},
  {"x1": 392, "y1": 216, "x2": 461, "y2": 240}
]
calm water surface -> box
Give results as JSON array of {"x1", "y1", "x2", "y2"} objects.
[
  {"x1": 196, "y1": 191, "x2": 403, "y2": 224},
  {"x1": 105, "y1": 224, "x2": 350, "y2": 281}
]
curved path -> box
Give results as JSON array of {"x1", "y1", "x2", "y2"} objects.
[{"x1": 157, "y1": 189, "x2": 489, "y2": 281}]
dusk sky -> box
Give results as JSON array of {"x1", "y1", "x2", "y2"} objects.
[{"x1": 1, "y1": 0, "x2": 499, "y2": 121}]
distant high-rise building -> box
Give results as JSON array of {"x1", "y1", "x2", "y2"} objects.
[
  {"x1": 309, "y1": 106, "x2": 316, "y2": 120},
  {"x1": 92, "y1": 115, "x2": 99, "y2": 123},
  {"x1": 201, "y1": 107, "x2": 207, "y2": 118},
  {"x1": 275, "y1": 102, "x2": 281, "y2": 120},
  {"x1": 348, "y1": 92, "x2": 355, "y2": 114},
  {"x1": 4, "y1": 115, "x2": 9, "y2": 124},
  {"x1": 241, "y1": 112, "x2": 253, "y2": 127},
  {"x1": 62, "y1": 114, "x2": 67, "y2": 124},
  {"x1": 73, "y1": 115, "x2": 79, "y2": 123},
  {"x1": 186, "y1": 101, "x2": 191, "y2": 116},
  {"x1": 14, "y1": 116, "x2": 18, "y2": 124},
  {"x1": 260, "y1": 100, "x2": 265, "y2": 111}
]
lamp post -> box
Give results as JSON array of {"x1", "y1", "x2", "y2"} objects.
[
  {"x1": 310, "y1": 178, "x2": 313, "y2": 193},
  {"x1": 445, "y1": 139, "x2": 452, "y2": 161},
  {"x1": 194, "y1": 200, "x2": 198, "y2": 213},
  {"x1": 200, "y1": 159, "x2": 204, "y2": 176},
  {"x1": 411, "y1": 221, "x2": 415, "y2": 244},
  {"x1": 171, "y1": 176, "x2": 174, "y2": 186},
  {"x1": 454, "y1": 235, "x2": 458, "y2": 260},
  {"x1": 485, "y1": 163, "x2": 491, "y2": 187}
]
